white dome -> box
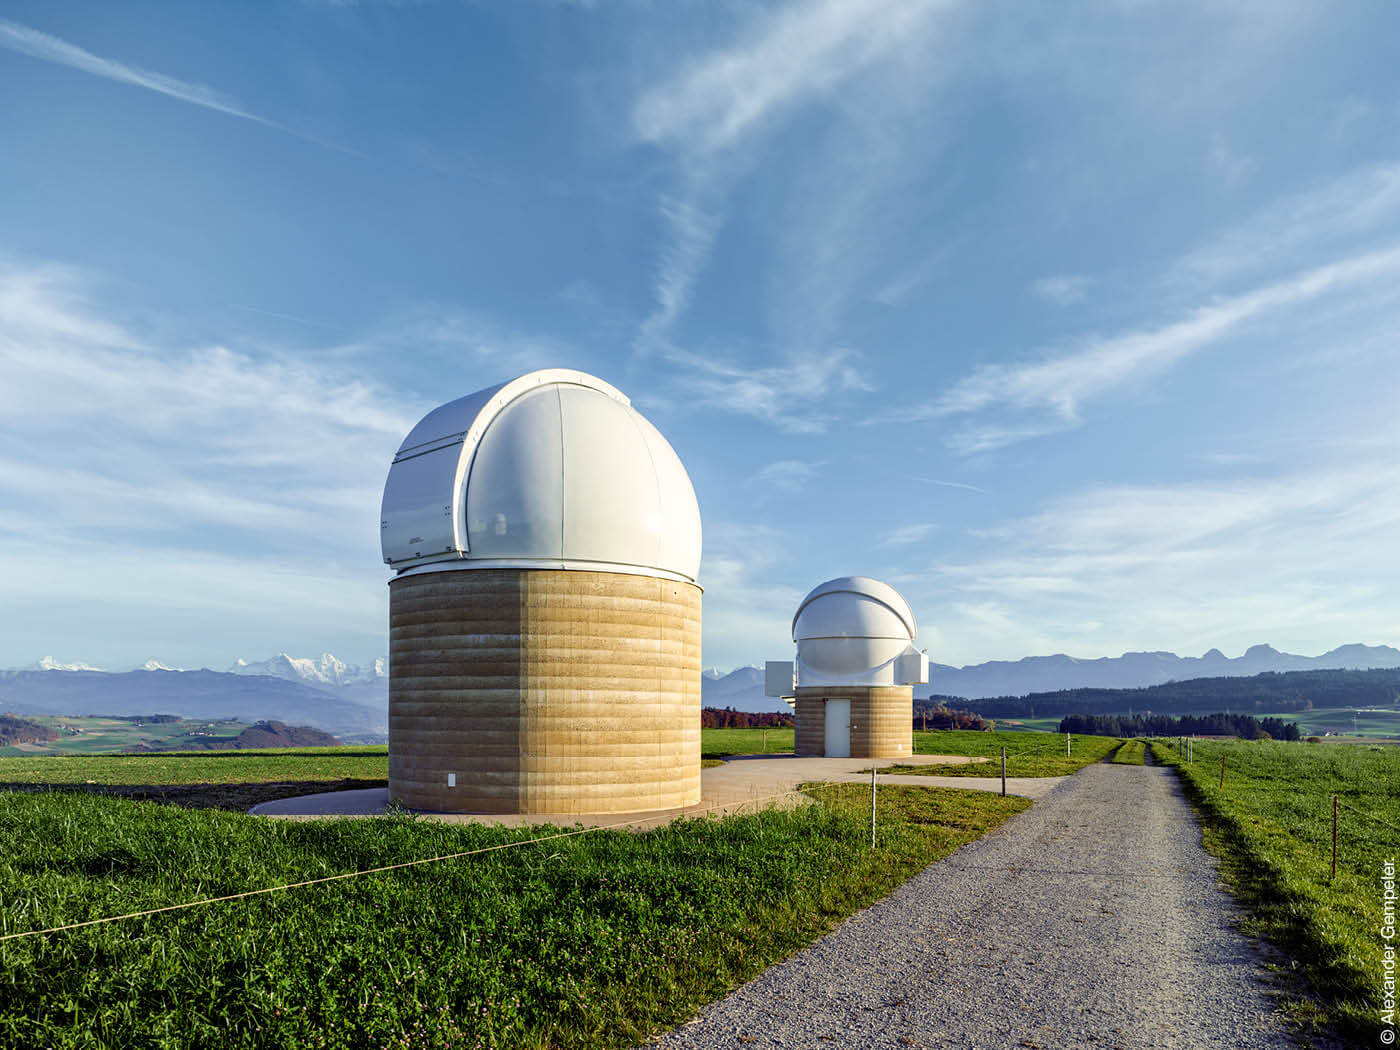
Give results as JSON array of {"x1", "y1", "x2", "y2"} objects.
[
  {"x1": 791, "y1": 576, "x2": 924, "y2": 686},
  {"x1": 380, "y1": 369, "x2": 701, "y2": 583}
]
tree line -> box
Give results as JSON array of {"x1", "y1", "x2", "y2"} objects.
[
  {"x1": 1058, "y1": 711, "x2": 1301, "y2": 740},
  {"x1": 701, "y1": 708, "x2": 794, "y2": 729},
  {"x1": 950, "y1": 668, "x2": 1400, "y2": 719}
]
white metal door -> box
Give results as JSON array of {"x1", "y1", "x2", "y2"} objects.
[{"x1": 824, "y1": 699, "x2": 851, "y2": 758}]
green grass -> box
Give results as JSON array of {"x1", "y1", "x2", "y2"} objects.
[
  {"x1": 0, "y1": 783, "x2": 1027, "y2": 1049},
  {"x1": 0, "y1": 747, "x2": 389, "y2": 787},
  {"x1": 877, "y1": 729, "x2": 1121, "y2": 777},
  {"x1": 700, "y1": 727, "x2": 794, "y2": 757},
  {"x1": 1110, "y1": 739, "x2": 1146, "y2": 765},
  {"x1": 1149, "y1": 737, "x2": 1398, "y2": 1042}
]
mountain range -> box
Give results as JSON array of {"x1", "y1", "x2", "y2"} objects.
[
  {"x1": 1, "y1": 653, "x2": 388, "y2": 740},
  {"x1": 6, "y1": 643, "x2": 1397, "y2": 730},
  {"x1": 700, "y1": 643, "x2": 1400, "y2": 713}
]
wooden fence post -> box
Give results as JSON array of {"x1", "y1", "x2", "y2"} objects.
[{"x1": 1001, "y1": 746, "x2": 1007, "y2": 797}]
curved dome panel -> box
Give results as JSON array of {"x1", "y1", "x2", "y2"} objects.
[
  {"x1": 381, "y1": 369, "x2": 701, "y2": 583},
  {"x1": 790, "y1": 576, "x2": 923, "y2": 686},
  {"x1": 792, "y1": 577, "x2": 917, "y2": 641}
]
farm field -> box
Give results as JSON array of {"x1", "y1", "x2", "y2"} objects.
[
  {"x1": 881, "y1": 729, "x2": 1121, "y2": 777},
  {"x1": 700, "y1": 726, "x2": 793, "y2": 756},
  {"x1": 0, "y1": 747, "x2": 390, "y2": 810},
  {"x1": 1254, "y1": 705, "x2": 1400, "y2": 740},
  {"x1": 0, "y1": 715, "x2": 247, "y2": 757},
  {"x1": 0, "y1": 779, "x2": 1027, "y2": 1048},
  {"x1": 1150, "y1": 737, "x2": 1398, "y2": 1041}
]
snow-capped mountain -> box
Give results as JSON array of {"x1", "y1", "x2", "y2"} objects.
[
  {"x1": 31, "y1": 656, "x2": 106, "y2": 672},
  {"x1": 141, "y1": 659, "x2": 179, "y2": 672},
  {"x1": 228, "y1": 652, "x2": 386, "y2": 688}
]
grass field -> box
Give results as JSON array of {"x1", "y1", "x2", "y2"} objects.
[
  {"x1": 1255, "y1": 705, "x2": 1400, "y2": 740},
  {"x1": 0, "y1": 715, "x2": 248, "y2": 757},
  {"x1": 700, "y1": 727, "x2": 793, "y2": 757},
  {"x1": 877, "y1": 729, "x2": 1121, "y2": 777},
  {"x1": 1149, "y1": 737, "x2": 1398, "y2": 1041},
  {"x1": 0, "y1": 747, "x2": 390, "y2": 787},
  {"x1": 0, "y1": 781, "x2": 1027, "y2": 1049},
  {"x1": 1110, "y1": 739, "x2": 1146, "y2": 764}
]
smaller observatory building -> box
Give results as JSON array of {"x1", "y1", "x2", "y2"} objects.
[
  {"x1": 764, "y1": 577, "x2": 928, "y2": 758},
  {"x1": 379, "y1": 369, "x2": 702, "y2": 815}
]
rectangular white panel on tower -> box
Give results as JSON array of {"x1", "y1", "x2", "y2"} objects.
[
  {"x1": 764, "y1": 660, "x2": 794, "y2": 697},
  {"x1": 894, "y1": 648, "x2": 929, "y2": 686}
]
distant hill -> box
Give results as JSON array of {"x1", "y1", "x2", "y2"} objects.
[
  {"x1": 0, "y1": 713, "x2": 58, "y2": 747},
  {"x1": 957, "y1": 667, "x2": 1400, "y2": 720},
  {"x1": 705, "y1": 642, "x2": 1400, "y2": 711},
  {"x1": 222, "y1": 721, "x2": 340, "y2": 749},
  {"x1": 0, "y1": 668, "x2": 384, "y2": 739},
  {"x1": 701, "y1": 667, "x2": 789, "y2": 713}
]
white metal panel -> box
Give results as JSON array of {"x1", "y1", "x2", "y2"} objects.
[
  {"x1": 764, "y1": 660, "x2": 794, "y2": 697},
  {"x1": 824, "y1": 699, "x2": 851, "y2": 758},
  {"x1": 792, "y1": 577, "x2": 916, "y2": 640},
  {"x1": 380, "y1": 368, "x2": 701, "y2": 582},
  {"x1": 396, "y1": 382, "x2": 506, "y2": 455},
  {"x1": 464, "y1": 385, "x2": 565, "y2": 560},
  {"x1": 380, "y1": 443, "x2": 463, "y2": 564},
  {"x1": 793, "y1": 593, "x2": 912, "y2": 643},
  {"x1": 559, "y1": 384, "x2": 663, "y2": 569},
  {"x1": 894, "y1": 647, "x2": 929, "y2": 686},
  {"x1": 797, "y1": 636, "x2": 908, "y2": 679},
  {"x1": 634, "y1": 411, "x2": 702, "y2": 582}
]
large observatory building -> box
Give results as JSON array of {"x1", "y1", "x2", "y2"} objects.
[
  {"x1": 765, "y1": 577, "x2": 928, "y2": 758},
  {"x1": 379, "y1": 369, "x2": 702, "y2": 814}
]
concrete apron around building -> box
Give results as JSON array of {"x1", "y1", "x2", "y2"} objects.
[{"x1": 250, "y1": 754, "x2": 1065, "y2": 831}]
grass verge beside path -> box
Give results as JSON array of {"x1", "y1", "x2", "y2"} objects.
[
  {"x1": 1111, "y1": 739, "x2": 1146, "y2": 765},
  {"x1": 0, "y1": 784, "x2": 1026, "y2": 1049},
  {"x1": 1149, "y1": 738, "x2": 1397, "y2": 1043},
  {"x1": 879, "y1": 729, "x2": 1121, "y2": 777}
]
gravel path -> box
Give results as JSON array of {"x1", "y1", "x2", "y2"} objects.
[{"x1": 650, "y1": 763, "x2": 1302, "y2": 1050}]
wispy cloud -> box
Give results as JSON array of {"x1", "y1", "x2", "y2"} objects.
[
  {"x1": 891, "y1": 243, "x2": 1400, "y2": 452},
  {"x1": 1206, "y1": 131, "x2": 1255, "y2": 188},
  {"x1": 1030, "y1": 274, "x2": 1092, "y2": 306},
  {"x1": 633, "y1": 0, "x2": 950, "y2": 156},
  {"x1": 630, "y1": 0, "x2": 954, "y2": 397},
  {"x1": 0, "y1": 19, "x2": 275, "y2": 127},
  {"x1": 913, "y1": 477, "x2": 986, "y2": 494},
  {"x1": 1175, "y1": 160, "x2": 1400, "y2": 286},
  {"x1": 664, "y1": 344, "x2": 872, "y2": 433},
  {"x1": 922, "y1": 455, "x2": 1400, "y2": 661},
  {"x1": 881, "y1": 522, "x2": 937, "y2": 546},
  {"x1": 748, "y1": 459, "x2": 820, "y2": 493}
]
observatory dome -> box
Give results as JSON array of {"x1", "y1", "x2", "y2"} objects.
[
  {"x1": 380, "y1": 369, "x2": 701, "y2": 583},
  {"x1": 791, "y1": 576, "x2": 921, "y2": 684}
]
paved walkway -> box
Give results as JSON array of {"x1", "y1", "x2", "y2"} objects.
[
  {"x1": 250, "y1": 753, "x2": 1060, "y2": 828},
  {"x1": 650, "y1": 763, "x2": 1305, "y2": 1050}
]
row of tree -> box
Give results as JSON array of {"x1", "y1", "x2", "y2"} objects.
[
  {"x1": 1058, "y1": 711, "x2": 1301, "y2": 740},
  {"x1": 953, "y1": 668, "x2": 1400, "y2": 719},
  {"x1": 700, "y1": 708, "x2": 794, "y2": 729},
  {"x1": 913, "y1": 702, "x2": 991, "y2": 731}
]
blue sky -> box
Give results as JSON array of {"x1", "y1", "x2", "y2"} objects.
[{"x1": 1, "y1": 0, "x2": 1397, "y2": 673}]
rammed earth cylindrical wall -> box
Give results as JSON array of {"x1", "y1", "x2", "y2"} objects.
[
  {"x1": 388, "y1": 567, "x2": 702, "y2": 814},
  {"x1": 792, "y1": 685, "x2": 913, "y2": 758}
]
